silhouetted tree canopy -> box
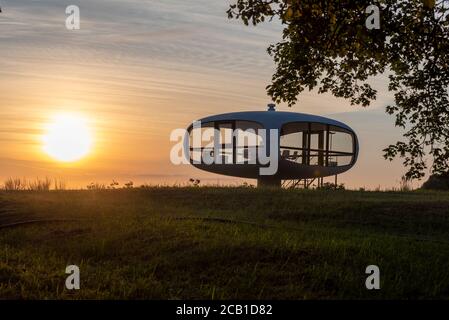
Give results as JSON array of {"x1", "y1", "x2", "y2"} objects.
[{"x1": 228, "y1": 0, "x2": 449, "y2": 180}]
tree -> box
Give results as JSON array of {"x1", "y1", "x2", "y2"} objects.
[{"x1": 228, "y1": 0, "x2": 449, "y2": 180}]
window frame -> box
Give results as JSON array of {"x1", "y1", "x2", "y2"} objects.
[
  {"x1": 280, "y1": 121, "x2": 356, "y2": 167},
  {"x1": 188, "y1": 120, "x2": 264, "y2": 165}
]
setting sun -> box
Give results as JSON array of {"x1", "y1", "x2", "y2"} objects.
[{"x1": 42, "y1": 114, "x2": 93, "y2": 162}]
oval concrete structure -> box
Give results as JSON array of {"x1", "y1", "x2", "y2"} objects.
[{"x1": 186, "y1": 106, "x2": 359, "y2": 186}]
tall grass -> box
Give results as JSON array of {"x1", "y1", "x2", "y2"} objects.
[
  {"x1": 2, "y1": 177, "x2": 66, "y2": 191},
  {"x1": 54, "y1": 179, "x2": 67, "y2": 191},
  {"x1": 3, "y1": 178, "x2": 27, "y2": 191},
  {"x1": 27, "y1": 177, "x2": 52, "y2": 191},
  {"x1": 1, "y1": 177, "x2": 419, "y2": 192},
  {"x1": 86, "y1": 182, "x2": 106, "y2": 190}
]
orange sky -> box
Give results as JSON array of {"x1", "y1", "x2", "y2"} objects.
[{"x1": 0, "y1": 0, "x2": 419, "y2": 189}]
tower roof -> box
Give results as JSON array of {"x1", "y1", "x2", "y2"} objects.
[{"x1": 197, "y1": 110, "x2": 354, "y2": 132}]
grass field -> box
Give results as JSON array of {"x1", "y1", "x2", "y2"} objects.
[{"x1": 1, "y1": 187, "x2": 449, "y2": 299}]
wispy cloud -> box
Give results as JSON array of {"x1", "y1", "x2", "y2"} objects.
[{"x1": 0, "y1": 0, "x2": 401, "y2": 188}]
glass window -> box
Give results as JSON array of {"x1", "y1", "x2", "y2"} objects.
[
  {"x1": 188, "y1": 120, "x2": 264, "y2": 165},
  {"x1": 217, "y1": 123, "x2": 233, "y2": 164},
  {"x1": 280, "y1": 122, "x2": 355, "y2": 167},
  {"x1": 328, "y1": 125, "x2": 354, "y2": 166},
  {"x1": 329, "y1": 126, "x2": 353, "y2": 153},
  {"x1": 280, "y1": 123, "x2": 308, "y2": 164},
  {"x1": 189, "y1": 122, "x2": 215, "y2": 163},
  {"x1": 309, "y1": 123, "x2": 327, "y2": 166},
  {"x1": 235, "y1": 121, "x2": 263, "y2": 164}
]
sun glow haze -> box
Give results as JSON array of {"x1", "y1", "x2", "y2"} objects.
[{"x1": 42, "y1": 114, "x2": 93, "y2": 162}]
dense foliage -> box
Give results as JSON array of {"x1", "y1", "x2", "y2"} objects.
[{"x1": 228, "y1": 0, "x2": 449, "y2": 180}]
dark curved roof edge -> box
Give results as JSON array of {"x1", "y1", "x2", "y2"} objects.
[{"x1": 197, "y1": 111, "x2": 355, "y2": 132}]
